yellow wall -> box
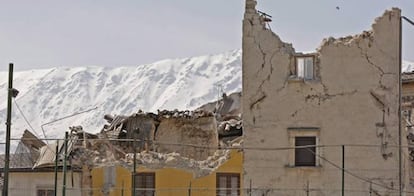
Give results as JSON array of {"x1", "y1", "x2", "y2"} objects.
[
  {"x1": 91, "y1": 167, "x2": 103, "y2": 195},
  {"x1": 91, "y1": 166, "x2": 131, "y2": 196},
  {"x1": 91, "y1": 149, "x2": 243, "y2": 196}
]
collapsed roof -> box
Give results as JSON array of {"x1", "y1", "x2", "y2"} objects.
[{"x1": 5, "y1": 92, "x2": 243, "y2": 177}]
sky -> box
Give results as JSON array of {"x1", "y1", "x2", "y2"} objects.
[{"x1": 0, "y1": 0, "x2": 413, "y2": 71}]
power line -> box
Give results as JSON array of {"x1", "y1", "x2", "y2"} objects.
[
  {"x1": 3, "y1": 137, "x2": 413, "y2": 151},
  {"x1": 2, "y1": 136, "x2": 411, "y2": 193},
  {"x1": 13, "y1": 98, "x2": 41, "y2": 138},
  {"x1": 307, "y1": 148, "x2": 414, "y2": 193},
  {"x1": 40, "y1": 105, "x2": 99, "y2": 144}
]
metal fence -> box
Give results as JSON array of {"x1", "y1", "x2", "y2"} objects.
[
  {"x1": 0, "y1": 138, "x2": 412, "y2": 196},
  {"x1": 1, "y1": 186, "x2": 410, "y2": 196}
]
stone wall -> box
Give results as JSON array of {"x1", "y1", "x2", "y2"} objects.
[{"x1": 155, "y1": 116, "x2": 218, "y2": 160}]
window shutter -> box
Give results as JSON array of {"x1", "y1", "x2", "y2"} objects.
[
  {"x1": 304, "y1": 57, "x2": 314, "y2": 80},
  {"x1": 297, "y1": 58, "x2": 305, "y2": 78}
]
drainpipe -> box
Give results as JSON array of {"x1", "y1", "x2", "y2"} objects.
[{"x1": 398, "y1": 13, "x2": 402, "y2": 196}]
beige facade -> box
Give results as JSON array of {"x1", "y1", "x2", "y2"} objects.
[
  {"x1": 5, "y1": 170, "x2": 82, "y2": 196},
  {"x1": 242, "y1": 0, "x2": 409, "y2": 195}
]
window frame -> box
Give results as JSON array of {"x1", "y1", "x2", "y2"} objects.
[
  {"x1": 36, "y1": 187, "x2": 55, "y2": 196},
  {"x1": 216, "y1": 172, "x2": 240, "y2": 196},
  {"x1": 133, "y1": 172, "x2": 155, "y2": 196},
  {"x1": 294, "y1": 55, "x2": 315, "y2": 80},
  {"x1": 287, "y1": 127, "x2": 321, "y2": 167}
]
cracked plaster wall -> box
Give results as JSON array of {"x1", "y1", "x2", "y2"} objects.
[
  {"x1": 242, "y1": 0, "x2": 408, "y2": 195},
  {"x1": 155, "y1": 116, "x2": 218, "y2": 161}
]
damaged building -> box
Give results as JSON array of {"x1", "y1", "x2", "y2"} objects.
[
  {"x1": 242, "y1": 0, "x2": 409, "y2": 195},
  {"x1": 85, "y1": 94, "x2": 243, "y2": 196},
  {"x1": 402, "y1": 72, "x2": 414, "y2": 188},
  {"x1": 99, "y1": 110, "x2": 219, "y2": 161},
  {"x1": 0, "y1": 130, "x2": 83, "y2": 196},
  {"x1": 0, "y1": 92, "x2": 243, "y2": 196}
]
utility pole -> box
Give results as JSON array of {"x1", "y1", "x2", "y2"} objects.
[
  {"x1": 132, "y1": 138, "x2": 137, "y2": 196},
  {"x1": 306, "y1": 180, "x2": 309, "y2": 196},
  {"x1": 62, "y1": 132, "x2": 68, "y2": 196},
  {"x1": 398, "y1": 13, "x2": 402, "y2": 196},
  {"x1": 342, "y1": 145, "x2": 345, "y2": 196},
  {"x1": 54, "y1": 140, "x2": 59, "y2": 196},
  {"x1": 188, "y1": 181, "x2": 192, "y2": 196},
  {"x1": 3, "y1": 63, "x2": 18, "y2": 196}
]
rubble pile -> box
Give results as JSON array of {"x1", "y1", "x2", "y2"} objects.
[
  {"x1": 157, "y1": 109, "x2": 214, "y2": 119},
  {"x1": 18, "y1": 92, "x2": 243, "y2": 178},
  {"x1": 320, "y1": 31, "x2": 374, "y2": 47},
  {"x1": 122, "y1": 149, "x2": 231, "y2": 177}
]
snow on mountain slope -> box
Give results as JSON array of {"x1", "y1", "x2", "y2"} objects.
[
  {"x1": 403, "y1": 61, "x2": 414, "y2": 73},
  {"x1": 0, "y1": 50, "x2": 411, "y2": 149},
  {"x1": 0, "y1": 50, "x2": 242, "y2": 144}
]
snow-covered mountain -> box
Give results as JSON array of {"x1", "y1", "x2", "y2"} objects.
[
  {"x1": 403, "y1": 61, "x2": 414, "y2": 73},
  {"x1": 0, "y1": 49, "x2": 412, "y2": 150},
  {"x1": 0, "y1": 50, "x2": 242, "y2": 145}
]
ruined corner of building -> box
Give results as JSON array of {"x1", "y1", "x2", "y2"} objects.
[{"x1": 243, "y1": 0, "x2": 401, "y2": 123}]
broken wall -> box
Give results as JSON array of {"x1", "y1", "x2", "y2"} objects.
[
  {"x1": 242, "y1": 0, "x2": 407, "y2": 195},
  {"x1": 155, "y1": 116, "x2": 218, "y2": 160},
  {"x1": 122, "y1": 114, "x2": 157, "y2": 152}
]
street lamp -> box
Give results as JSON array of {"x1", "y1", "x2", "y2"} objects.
[{"x1": 3, "y1": 63, "x2": 19, "y2": 196}]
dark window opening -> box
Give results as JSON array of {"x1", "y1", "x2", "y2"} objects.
[
  {"x1": 134, "y1": 172, "x2": 155, "y2": 196},
  {"x1": 295, "y1": 136, "x2": 316, "y2": 166},
  {"x1": 216, "y1": 173, "x2": 240, "y2": 196},
  {"x1": 37, "y1": 189, "x2": 55, "y2": 196}
]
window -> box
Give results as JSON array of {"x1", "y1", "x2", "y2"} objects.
[
  {"x1": 295, "y1": 56, "x2": 314, "y2": 80},
  {"x1": 295, "y1": 136, "x2": 316, "y2": 166},
  {"x1": 287, "y1": 127, "x2": 320, "y2": 167},
  {"x1": 134, "y1": 172, "x2": 155, "y2": 196},
  {"x1": 37, "y1": 189, "x2": 54, "y2": 196},
  {"x1": 216, "y1": 173, "x2": 240, "y2": 196}
]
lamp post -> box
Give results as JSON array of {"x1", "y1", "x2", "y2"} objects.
[{"x1": 3, "y1": 63, "x2": 19, "y2": 196}]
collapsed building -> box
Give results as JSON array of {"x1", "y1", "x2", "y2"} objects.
[{"x1": 0, "y1": 92, "x2": 243, "y2": 196}]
